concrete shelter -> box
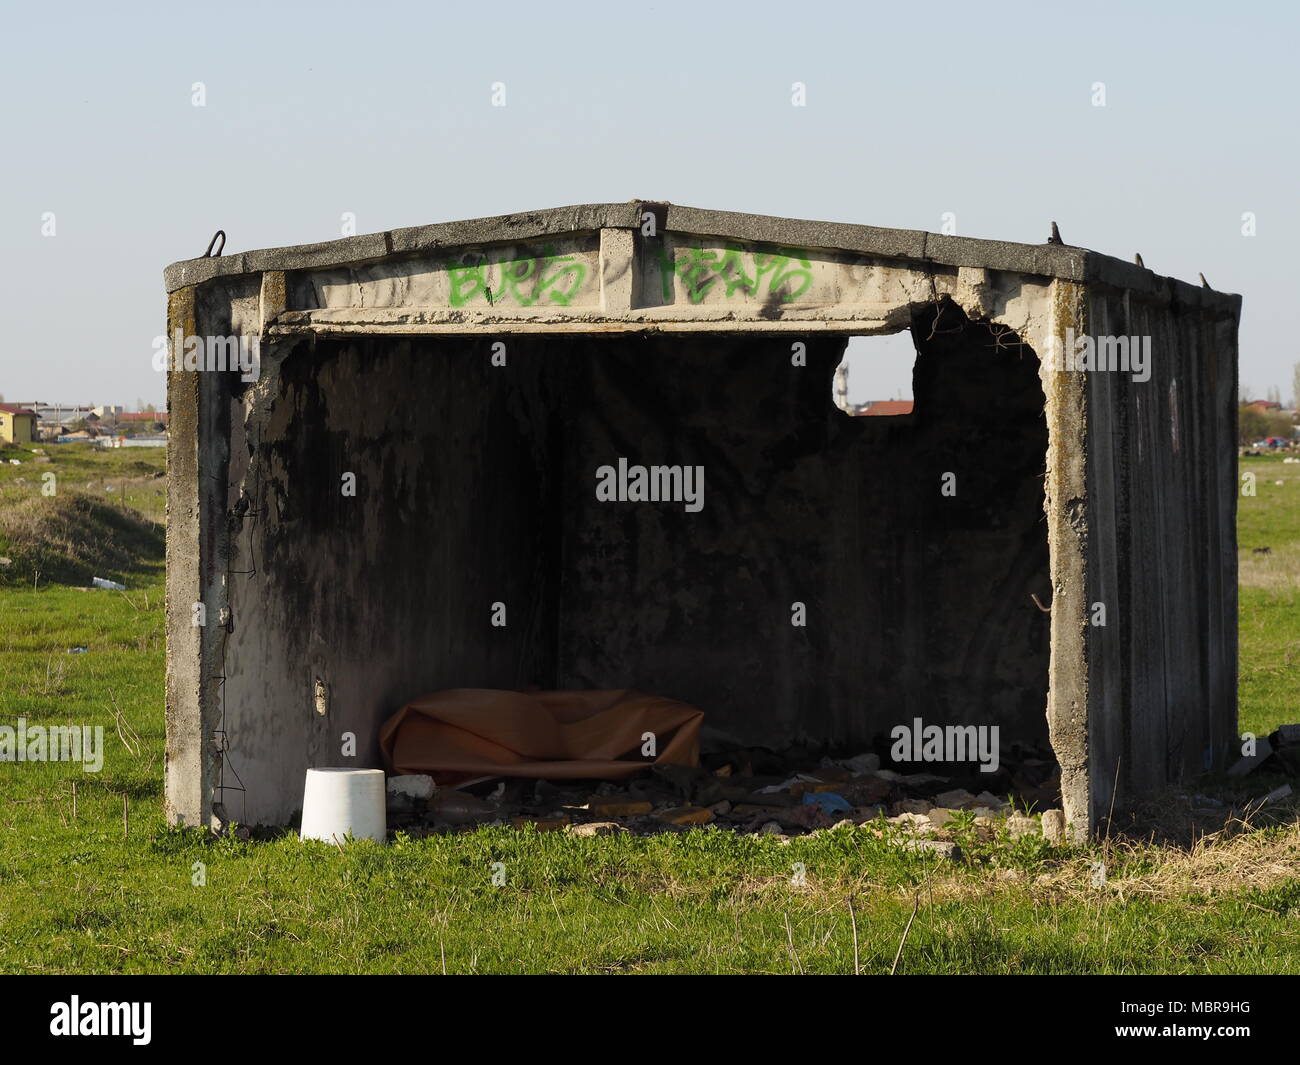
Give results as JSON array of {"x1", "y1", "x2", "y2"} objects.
[{"x1": 162, "y1": 201, "x2": 1241, "y2": 837}]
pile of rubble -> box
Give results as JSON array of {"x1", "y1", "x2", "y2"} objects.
[{"x1": 385, "y1": 748, "x2": 1066, "y2": 846}]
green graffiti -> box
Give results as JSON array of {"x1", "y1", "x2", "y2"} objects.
[
  {"x1": 658, "y1": 243, "x2": 814, "y2": 304},
  {"x1": 447, "y1": 247, "x2": 588, "y2": 307}
]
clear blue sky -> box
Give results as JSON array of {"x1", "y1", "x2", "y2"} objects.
[{"x1": 2, "y1": 0, "x2": 1294, "y2": 408}]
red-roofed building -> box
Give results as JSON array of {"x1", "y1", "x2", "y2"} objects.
[
  {"x1": 0, "y1": 403, "x2": 37, "y2": 444},
  {"x1": 856, "y1": 400, "x2": 915, "y2": 417}
]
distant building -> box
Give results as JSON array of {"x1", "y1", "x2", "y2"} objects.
[
  {"x1": 119, "y1": 411, "x2": 168, "y2": 427},
  {"x1": 0, "y1": 403, "x2": 37, "y2": 444},
  {"x1": 27, "y1": 404, "x2": 96, "y2": 437},
  {"x1": 855, "y1": 399, "x2": 915, "y2": 417}
]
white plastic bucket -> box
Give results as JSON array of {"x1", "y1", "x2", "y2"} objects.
[{"x1": 300, "y1": 768, "x2": 386, "y2": 844}]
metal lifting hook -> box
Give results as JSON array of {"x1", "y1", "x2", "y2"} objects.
[{"x1": 203, "y1": 230, "x2": 226, "y2": 257}]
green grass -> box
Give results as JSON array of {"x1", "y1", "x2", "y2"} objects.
[
  {"x1": 0, "y1": 441, "x2": 165, "y2": 587},
  {"x1": 1237, "y1": 453, "x2": 1300, "y2": 738},
  {"x1": 0, "y1": 447, "x2": 1298, "y2": 974}
]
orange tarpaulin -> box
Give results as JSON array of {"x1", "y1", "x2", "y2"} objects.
[{"x1": 379, "y1": 688, "x2": 703, "y2": 785}]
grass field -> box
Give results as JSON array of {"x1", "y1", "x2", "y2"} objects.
[{"x1": 0, "y1": 444, "x2": 1297, "y2": 974}]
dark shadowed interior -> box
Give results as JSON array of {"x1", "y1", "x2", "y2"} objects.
[{"x1": 221, "y1": 301, "x2": 1052, "y2": 810}]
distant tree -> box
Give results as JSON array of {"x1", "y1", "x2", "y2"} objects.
[
  {"x1": 1241, "y1": 404, "x2": 1296, "y2": 445},
  {"x1": 1293, "y1": 361, "x2": 1300, "y2": 409},
  {"x1": 1240, "y1": 404, "x2": 1268, "y2": 445},
  {"x1": 1268, "y1": 385, "x2": 1282, "y2": 406}
]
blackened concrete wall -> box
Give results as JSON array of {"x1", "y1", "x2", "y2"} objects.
[
  {"x1": 208, "y1": 318, "x2": 1048, "y2": 824},
  {"x1": 1083, "y1": 286, "x2": 1238, "y2": 815}
]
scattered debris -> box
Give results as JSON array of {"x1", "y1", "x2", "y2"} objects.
[
  {"x1": 428, "y1": 791, "x2": 498, "y2": 826},
  {"x1": 1006, "y1": 811, "x2": 1040, "y2": 839},
  {"x1": 1041, "y1": 809, "x2": 1067, "y2": 843},
  {"x1": 895, "y1": 838, "x2": 962, "y2": 861},
  {"x1": 1227, "y1": 724, "x2": 1300, "y2": 777},
  {"x1": 566, "y1": 821, "x2": 623, "y2": 837},
  {"x1": 387, "y1": 774, "x2": 435, "y2": 800},
  {"x1": 802, "y1": 792, "x2": 852, "y2": 815},
  {"x1": 380, "y1": 743, "x2": 1066, "y2": 843},
  {"x1": 655, "y1": 805, "x2": 714, "y2": 825},
  {"x1": 90, "y1": 577, "x2": 125, "y2": 591},
  {"x1": 589, "y1": 796, "x2": 653, "y2": 818},
  {"x1": 1229, "y1": 736, "x2": 1274, "y2": 776}
]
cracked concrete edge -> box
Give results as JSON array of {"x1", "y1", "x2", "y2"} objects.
[
  {"x1": 163, "y1": 285, "x2": 210, "y2": 830},
  {"x1": 1042, "y1": 279, "x2": 1093, "y2": 841},
  {"x1": 162, "y1": 201, "x2": 1242, "y2": 315}
]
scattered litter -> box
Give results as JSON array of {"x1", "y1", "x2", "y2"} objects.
[
  {"x1": 1262, "y1": 784, "x2": 1293, "y2": 804},
  {"x1": 91, "y1": 577, "x2": 125, "y2": 591},
  {"x1": 825, "y1": 752, "x2": 880, "y2": 775},
  {"x1": 386, "y1": 774, "x2": 435, "y2": 800},
  {"x1": 0, "y1": 557, "x2": 11, "y2": 567},
  {"x1": 1265, "y1": 725, "x2": 1300, "y2": 776},
  {"x1": 1228, "y1": 735, "x2": 1274, "y2": 776},
  {"x1": 802, "y1": 791, "x2": 852, "y2": 815},
  {"x1": 375, "y1": 731, "x2": 1064, "y2": 842},
  {"x1": 66, "y1": 646, "x2": 88, "y2": 654},
  {"x1": 567, "y1": 821, "x2": 623, "y2": 837},
  {"x1": 428, "y1": 790, "x2": 498, "y2": 825},
  {"x1": 7, "y1": 459, "x2": 19, "y2": 466},
  {"x1": 588, "y1": 796, "x2": 653, "y2": 817},
  {"x1": 656, "y1": 805, "x2": 714, "y2": 825},
  {"x1": 757, "y1": 773, "x2": 820, "y2": 794}
]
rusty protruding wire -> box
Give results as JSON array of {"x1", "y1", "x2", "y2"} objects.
[{"x1": 204, "y1": 230, "x2": 226, "y2": 257}]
